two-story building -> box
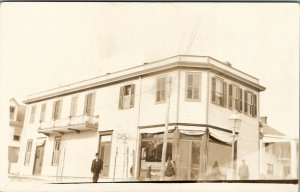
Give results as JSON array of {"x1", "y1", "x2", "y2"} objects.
[
  {"x1": 259, "y1": 117, "x2": 298, "y2": 180},
  {"x1": 17, "y1": 55, "x2": 265, "y2": 181},
  {"x1": 9, "y1": 98, "x2": 26, "y2": 174}
]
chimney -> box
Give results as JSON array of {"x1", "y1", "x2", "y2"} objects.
[{"x1": 260, "y1": 116, "x2": 268, "y2": 125}]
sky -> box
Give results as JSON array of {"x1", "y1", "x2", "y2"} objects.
[{"x1": 0, "y1": 3, "x2": 299, "y2": 138}]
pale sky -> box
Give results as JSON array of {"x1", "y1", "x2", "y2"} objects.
[{"x1": 1, "y1": 3, "x2": 299, "y2": 138}]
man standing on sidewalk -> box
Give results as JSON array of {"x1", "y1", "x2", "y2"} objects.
[
  {"x1": 238, "y1": 159, "x2": 249, "y2": 180},
  {"x1": 91, "y1": 153, "x2": 103, "y2": 183}
]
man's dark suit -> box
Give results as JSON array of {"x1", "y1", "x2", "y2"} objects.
[{"x1": 91, "y1": 158, "x2": 103, "y2": 183}]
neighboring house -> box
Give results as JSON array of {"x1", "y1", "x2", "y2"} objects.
[
  {"x1": 9, "y1": 98, "x2": 26, "y2": 174},
  {"x1": 17, "y1": 55, "x2": 266, "y2": 181},
  {"x1": 259, "y1": 117, "x2": 299, "y2": 179}
]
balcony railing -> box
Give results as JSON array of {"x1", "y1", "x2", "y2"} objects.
[{"x1": 38, "y1": 115, "x2": 99, "y2": 135}]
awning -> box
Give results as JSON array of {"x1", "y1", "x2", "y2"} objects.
[
  {"x1": 262, "y1": 136, "x2": 292, "y2": 143},
  {"x1": 209, "y1": 129, "x2": 234, "y2": 144},
  {"x1": 178, "y1": 126, "x2": 206, "y2": 135},
  {"x1": 139, "y1": 126, "x2": 175, "y2": 134}
]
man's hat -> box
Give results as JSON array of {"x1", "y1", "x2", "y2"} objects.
[{"x1": 95, "y1": 153, "x2": 99, "y2": 156}]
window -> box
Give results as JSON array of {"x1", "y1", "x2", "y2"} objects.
[
  {"x1": 10, "y1": 106, "x2": 15, "y2": 120},
  {"x1": 229, "y1": 84, "x2": 242, "y2": 112},
  {"x1": 267, "y1": 163, "x2": 273, "y2": 175},
  {"x1": 52, "y1": 137, "x2": 61, "y2": 165},
  {"x1": 70, "y1": 96, "x2": 78, "y2": 116},
  {"x1": 244, "y1": 91, "x2": 257, "y2": 117},
  {"x1": 24, "y1": 139, "x2": 33, "y2": 165},
  {"x1": 84, "y1": 93, "x2": 95, "y2": 116},
  {"x1": 141, "y1": 133, "x2": 173, "y2": 162},
  {"x1": 211, "y1": 77, "x2": 227, "y2": 107},
  {"x1": 40, "y1": 103, "x2": 46, "y2": 122},
  {"x1": 156, "y1": 77, "x2": 166, "y2": 103},
  {"x1": 186, "y1": 73, "x2": 201, "y2": 101},
  {"x1": 30, "y1": 105, "x2": 36, "y2": 123},
  {"x1": 119, "y1": 84, "x2": 135, "y2": 109},
  {"x1": 52, "y1": 100, "x2": 62, "y2": 120},
  {"x1": 13, "y1": 127, "x2": 21, "y2": 141}
]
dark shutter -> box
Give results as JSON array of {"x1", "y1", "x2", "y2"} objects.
[
  {"x1": 52, "y1": 102, "x2": 56, "y2": 120},
  {"x1": 239, "y1": 88, "x2": 243, "y2": 112},
  {"x1": 223, "y1": 81, "x2": 227, "y2": 107},
  {"x1": 211, "y1": 77, "x2": 216, "y2": 103},
  {"x1": 119, "y1": 86, "x2": 124, "y2": 109},
  {"x1": 130, "y1": 84, "x2": 135, "y2": 108},
  {"x1": 244, "y1": 91, "x2": 248, "y2": 114},
  {"x1": 90, "y1": 93, "x2": 95, "y2": 115},
  {"x1": 253, "y1": 94, "x2": 257, "y2": 117},
  {"x1": 228, "y1": 84, "x2": 232, "y2": 109}
]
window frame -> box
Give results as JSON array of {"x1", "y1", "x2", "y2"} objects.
[
  {"x1": 83, "y1": 92, "x2": 95, "y2": 116},
  {"x1": 24, "y1": 139, "x2": 33, "y2": 166},
  {"x1": 228, "y1": 84, "x2": 243, "y2": 112},
  {"x1": 211, "y1": 77, "x2": 227, "y2": 107},
  {"x1": 155, "y1": 76, "x2": 167, "y2": 104},
  {"x1": 30, "y1": 105, "x2": 36, "y2": 124},
  {"x1": 52, "y1": 99, "x2": 62, "y2": 120},
  {"x1": 40, "y1": 103, "x2": 47, "y2": 122},
  {"x1": 119, "y1": 84, "x2": 135, "y2": 110},
  {"x1": 185, "y1": 72, "x2": 201, "y2": 102},
  {"x1": 70, "y1": 96, "x2": 78, "y2": 117},
  {"x1": 52, "y1": 137, "x2": 62, "y2": 166},
  {"x1": 244, "y1": 90, "x2": 257, "y2": 117}
]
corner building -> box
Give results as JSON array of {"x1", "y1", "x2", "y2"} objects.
[{"x1": 18, "y1": 55, "x2": 265, "y2": 181}]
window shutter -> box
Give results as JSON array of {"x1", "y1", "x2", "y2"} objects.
[
  {"x1": 223, "y1": 81, "x2": 227, "y2": 107},
  {"x1": 130, "y1": 84, "x2": 135, "y2": 108},
  {"x1": 228, "y1": 84, "x2": 232, "y2": 109},
  {"x1": 244, "y1": 91, "x2": 248, "y2": 114},
  {"x1": 253, "y1": 94, "x2": 257, "y2": 117},
  {"x1": 83, "y1": 94, "x2": 88, "y2": 115},
  {"x1": 119, "y1": 86, "x2": 124, "y2": 109},
  {"x1": 239, "y1": 88, "x2": 243, "y2": 112},
  {"x1": 52, "y1": 102, "x2": 56, "y2": 120},
  {"x1": 211, "y1": 77, "x2": 216, "y2": 103}
]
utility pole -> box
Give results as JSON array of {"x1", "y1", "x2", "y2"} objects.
[{"x1": 160, "y1": 77, "x2": 172, "y2": 181}]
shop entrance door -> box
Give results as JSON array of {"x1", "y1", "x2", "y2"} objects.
[
  {"x1": 99, "y1": 134, "x2": 112, "y2": 177},
  {"x1": 178, "y1": 140, "x2": 202, "y2": 180},
  {"x1": 33, "y1": 144, "x2": 45, "y2": 175}
]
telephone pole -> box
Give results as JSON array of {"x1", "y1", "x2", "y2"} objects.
[{"x1": 160, "y1": 77, "x2": 172, "y2": 181}]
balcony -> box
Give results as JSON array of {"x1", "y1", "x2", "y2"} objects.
[{"x1": 38, "y1": 115, "x2": 99, "y2": 136}]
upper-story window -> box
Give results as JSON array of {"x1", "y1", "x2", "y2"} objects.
[
  {"x1": 10, "y1": 106, "x2": 15, "y2": 120},
  {"x1": 84, "y1": 93, "x2": 95, "y2": 116},
  {"x1": 13, "y1": 127, "x2": 21, "y2": 141},
  {"x1": 186, "y1": 73, "x2": 201, "y2": 101},
  {"x1": 40, "y1": 103, "x2": 46, "y2": 122},
  {"x1": 30, "y1": 105, "x2": 36, "y2": 124},
  {"x1": 244, "y1": 91, "x2": 257, "y2": 117},
  {"x1": 229, "y1": 84, "x2": 243, "y2": 112},
  {"x1": 119, "y1": 84, "x2": 135, "y2": 109},
  {"x1": 211, "y1": 77, "x2": 227, "y2": 107},
  {"x1": 70, "y1": 96, "x2": 78, "y2": 116},
  {"x1": 52, "y1": 100, "x2": 62, "y2": 120},
  {"x1": 156, "y1": 76, "x2": 166, "y2": 103}
]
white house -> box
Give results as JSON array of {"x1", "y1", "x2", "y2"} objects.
[
  {"x1": 259, "y1": 117, "x2": 298, "y2": 180},
  {"x1": 18, "y1": 55, "x2": 266, "y2": 181},
  {"x1": 9, "y1": 98, "x2": 26, "y2": 174}
]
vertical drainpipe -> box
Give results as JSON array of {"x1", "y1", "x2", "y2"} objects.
[
  {"x1": 175, "y1": 69, "x2": 181, "y2": 178},
  {"x1": 258, "y1": 92, "x2": 261, "y2": 179},
  {"x1": 134, "y1": 75, "x2": 142, "y2": 180},
  {"x1": 205, "y1": 70, "x2": 210, "y2": 179}
]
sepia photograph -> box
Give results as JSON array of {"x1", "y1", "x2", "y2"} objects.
[{"x1": 0, "y1": 2, "x2": 298, "y2": 192}]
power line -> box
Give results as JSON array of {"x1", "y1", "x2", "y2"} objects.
[{"x1": 185, "y1": 15, "x2": 202, "y2": 55}]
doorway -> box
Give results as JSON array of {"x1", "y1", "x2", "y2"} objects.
[
  {"x1": 178, "y1": 139, "x2": 202, "y2": 180},
  {"x1": 99, "y1": 135, "x2": 112, "y2": 177},
  {"x1": 33, "y1": 144, "x2": 45, "y2": 175}
]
